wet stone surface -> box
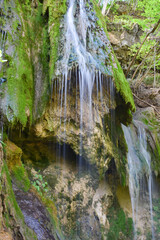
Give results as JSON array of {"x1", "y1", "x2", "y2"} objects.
[{"x1": 13, "y1": 183, "x2": 55, "y2": 240}]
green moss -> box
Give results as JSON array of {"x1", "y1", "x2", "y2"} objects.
[
  {"x1": 6, "y1": 43, "x2": 34, "y2": 127},
  {"x1": 110, "y1": 51, "x2": 136, "y2": 112},
  {"x1": 141, "y1": 113, "x2": 160, "y2": 174},
  {"x1": 12, "y1": 164, "x2": 31, "y2": 192},
  {"x1": 44, "y1": 0, "x2": 67, "y2": 81},
  {"x1": 107, "y1": 207, "x2": 133, "y2": 240},
  {"x1": 3, "y1": 0, "x2": 50, "y2": 126},
  {"x1": 4, "y1": 1, "x2": 33, "y2": 127},
  {"x1": 155, "y1": 139, "x2": 160, "y2": 160},
  {"x1": 1, "y1": 163, "x2": 23, "y2": 218}
]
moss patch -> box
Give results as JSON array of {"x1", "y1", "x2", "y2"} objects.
[
  {"x1": 110, "y1": 51, "x2": 136, "y2": 112},
  {"x1": 107, "y1": 207, "x2": 133, "y2": 240},
  {"x1": 6, "y1": 140, "x2": 30, "y2": 191},
  {"x1": 3, "y1": 0, "x2": 50, "y2": 127}
]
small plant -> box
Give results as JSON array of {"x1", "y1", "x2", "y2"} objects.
[{"x1": 32, "y1": 170, "x2": 48, "y2": 194}]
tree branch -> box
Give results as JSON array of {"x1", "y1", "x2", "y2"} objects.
[
  {"x1": 131, "y1": 42, "x2": 158, "y2": 82},
  {"x1": 132, "y1": 93, "x2": 160, "y2": 117}
]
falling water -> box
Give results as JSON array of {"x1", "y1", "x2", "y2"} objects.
[
  {"x1": 138, "y1": 125, "x2": 155, "y2": 240},
  {"x1": 122, "y1": 121, "x2": 155, "y2": 239},
  {"x1": 52, "y1": 0, "x2": 115, "y2": 163}
]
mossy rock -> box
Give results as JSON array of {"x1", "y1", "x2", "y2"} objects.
[{"x1": 6, "y1": 140, "x2": 30, "y2": 192}]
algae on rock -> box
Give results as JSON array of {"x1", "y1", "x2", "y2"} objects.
[{"x1": 1, "y1": 0, "x2": 50, "y2": 127}]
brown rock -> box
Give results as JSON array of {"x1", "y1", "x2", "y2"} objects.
[
  {"x1": 0, "y1": 231, "x2": 13, "y2": 240},
  {"x1": 108, "y1": 32, "x2": 120, "y2": 45}
]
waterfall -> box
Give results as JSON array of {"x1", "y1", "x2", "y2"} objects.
[
  {"x1": 122, "y1": 121, "x2": 155, "y2": 240},
  {"x1": 52, "y1": 0, "x2": 115, "y2": 162}
]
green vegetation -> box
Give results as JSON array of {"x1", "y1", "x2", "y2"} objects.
[
  {"x1": 107, "y1": 207, "x2": 133, "y2": 240},
  {"x1": 6, "y1": 41, "x2": 34, "y2": 126},
  {"x1": 106, "y1": 0, "x2": 160, "y2": 84},
  {"x1": 5, "y1": 140, "x2": 30, "y2": 191},
  {"x1": 32, "y1": 171, "x2": 48, "y2": 194},
  {"x1": 1, "y1": 162, "x2": 24, "y2": 220},
  {"x1": 110, "y1": 51, "x2": 136, "y2": 112},
  {"x1": 12, "y1": 164, "x2": 31, "y2": 192}
]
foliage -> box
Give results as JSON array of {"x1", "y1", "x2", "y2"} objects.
[
  {"x1": 0, "y1": 139, "x2": 6, "y2": 147},
  {"x1": 32, "y1": 171, "x2": 48, "y2": 194},
  {"x1": 107, "y1": 0, "x2": 160, "y2": 81},
  {"x1": 136, "y1": 0, "x2": 160, "y2": 26}
]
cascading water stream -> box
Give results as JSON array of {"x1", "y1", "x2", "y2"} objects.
[
  {"x1": 139, "y1": 126, "x2": 155, "y2": 240},
  {"x1": 122, "y1": 122, "x2": 155, "y2": 240}
]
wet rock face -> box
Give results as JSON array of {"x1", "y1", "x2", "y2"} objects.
[{"x1": 13, "y1": 184, "x2": 55, "y2": 240}]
